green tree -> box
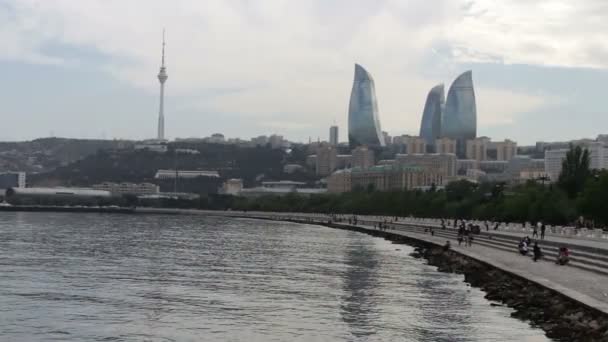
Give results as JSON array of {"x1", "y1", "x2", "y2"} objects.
[
  {"x1": 558, "y1": 144, "x2": 591, "y2": 198},
  {"x1": 578, "y1": 171, "x2": 608, "y2": 227}
]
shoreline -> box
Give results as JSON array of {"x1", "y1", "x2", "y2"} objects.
[
  {"x1": 233, "y1": 215, "x2": 608, "y2": 341},
  {"x1": 3, "y1": 206, "x2": 608, "y2": 340}
]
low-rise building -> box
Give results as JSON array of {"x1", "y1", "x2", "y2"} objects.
[
  {"x1": 491, "y1": 139, "x2": 518, "y2": 161},
  {"x1": 154, "y1": 170, "x2": 220, "y2": 179},
  {"x1": 92, "y1": 182, "x2": 159, "y2": 195},
  {"x1": 0, "y1": 172, "x2": 26, "y2": 189},
  {"x1": 351, "y1": 146, "x2": 375, "y2": 169},
  {"x1": 466, "y1": 137, "x2": 491, "y2": 161},
  {"x1": 435, "y1": 137, "x2": 457, "y2": 154},
  {"x1": 239, "y1": 180, "x2": 326, "y2": 197},
  {"x1": 456, "y1": 159, "x2": 478, "y2": 175},
  {"x1": 316, "y1": 144, "x2": 338, "y2": 176},
  {"x1": 395, "y1": 153, "x2": 456, "y2": 177},
  {"x1": 327, "y1": 164, "x2": 445, "y2": 193},
  {"x1": 221, "y1": 179, "x2": 244, "y2": 195}
]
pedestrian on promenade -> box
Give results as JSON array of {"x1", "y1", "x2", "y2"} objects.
[
  {"x1": 541, "y1": 223, "x2": 546, "y2": 240},
  {"x1": 463, "y1": 225, "x2": 471, "y2": 247},
  {"x1": 443, "y1": 240, "x2": 451, "y2": 252},
  {"x1": 556, "y1": 247, "x2": 570, "y2": 265},
  {"x1": 532, "y1": 222, "x2": 539, "y2": 239},
  {"x1": 533, "y1": 242, "x2": 542, "y2": 262},
  {"x1": 518, "y1": 239, "x2": 529, "y2": 255},
  {"x1": 494, "y1": 222, "x2": 500, "y2": 230},
  {"x1": 457, "y1": 226, "x2": 464, "y2": 246}
]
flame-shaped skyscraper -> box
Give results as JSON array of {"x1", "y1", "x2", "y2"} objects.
[
  {"x1": 157, "y1": 30, "x2": 168, "y2": 141},
  {"x1": 348, "y1": 64, "x2": 385, "y2": 148}
]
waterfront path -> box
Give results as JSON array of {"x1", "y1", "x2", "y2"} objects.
[{"x1": 193, "y1": 210, "x2": 608, "y2": 315}]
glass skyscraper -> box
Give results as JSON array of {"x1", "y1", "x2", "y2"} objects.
[
  {"x1": 419, "y1": 84, "x2": 444, "y2": 150},
  {"x1": 348, "y1": 64, "x2": 385, "y2": 148},
  {"x1": 441, "y1": 70, "x2": 477, "y2": 158}
]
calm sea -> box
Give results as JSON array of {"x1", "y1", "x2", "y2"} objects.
[{"x1": 0, "y1": 212, "x2": 549, "y2": 341}]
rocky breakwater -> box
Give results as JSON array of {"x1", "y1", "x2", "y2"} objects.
[{"x1": 413, "y1": 245, "x2": 608, "y2": 341}]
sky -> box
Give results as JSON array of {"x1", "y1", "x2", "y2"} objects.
[{"x1": 1, "y1": 0, "x2": 607, "y2": 145}]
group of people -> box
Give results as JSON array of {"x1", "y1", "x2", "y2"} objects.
[
  {"x1": 456, "y1": 221, "x2": 475, "y2": 247},
  {"x1": 517, "y1": 236, "x2": 570, "y2": 265},
  {"x1": 518, "y1": 236, "x2": 543, "y2": 261}
]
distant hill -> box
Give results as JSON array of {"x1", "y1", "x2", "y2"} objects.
[
  {"x1": 28, "y1": 142, "x2": 318, "y2": 191},
  {"x1": 0, "y1": 137, "x2": 133, "y2": 173}
]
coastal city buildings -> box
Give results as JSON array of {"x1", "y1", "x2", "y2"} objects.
[
  {"x1": 419, "y1": 84, "x2": 444, "y2": 150},
  {"x1": 221, "y1": 179, "x2": 244, "y2": 195},
  {"x1": 92, "y1": 182, "x2": 159, "y2": 195},
  {"x1": 403, "y1": 136, "x2": 427, "y2": 154},
  {"x1": 435, "y1": 137, "x2": 457, "y2": 154},
  {"x1": 316, "y1": 144, "x2": 338, "y2": 176},
  {"x1": 351, "y1": 146, "x2": 375, "y2": 169},
  {"x1": 154, "y1": 170, "x2": 220, "y2": 179},
  {"x1": 0, "y1": 172, "x2": 26, "y2": 189},
  {"x1": 348, "y1": 64, "x2": 385, "y2": 148},
  {"x1": 441, "y1": 71, "x2": 477, "y2": 158},
  {"x1": 466, "y1": 137, "x2": 491, "y2": 161},
  {"x1": 327, "y1": 164, "x2": 445, "y2": 193},
  {"x1": 329, "y1": 125, "x2": 339, "y2": 146}
]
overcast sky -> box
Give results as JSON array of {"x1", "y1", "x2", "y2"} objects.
[{"x1": 1, "y1": 0, "x2": 607, "y2": 144}]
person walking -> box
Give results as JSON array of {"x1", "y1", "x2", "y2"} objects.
[
  {"x1": 541, "y1": 223, "x2": 546, "y2": 240},
  {"x1": 533, "y1": 242, "x2": 542, "y2": 262},
  {"x1": 463, "y1": 225, "x2": 470, "y2": 247},
  {"x1": 457, "y1": 225, "x2": 464, "y2": 246},
  {"x1": 532, "y1": 221, "x2": 539, "y2": 239}
]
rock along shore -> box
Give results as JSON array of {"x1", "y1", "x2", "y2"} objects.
[{"x1": 287, "y1": 218, "x2": 608, "y2": 342}]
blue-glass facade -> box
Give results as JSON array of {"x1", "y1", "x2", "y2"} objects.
[
  {"x1": 442, "y1": 71, "x2": 477, "y2": 158},
  {"x1": 348, "y1": 64, "x2": 385, "y2": 148},
  {"x1": 419, "y1": 84, "x2": 444, "y2": 150}
]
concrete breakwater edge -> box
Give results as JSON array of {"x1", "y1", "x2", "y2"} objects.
[{"x1": 273, "y1": 218, "x2": 608, "y2": 342}]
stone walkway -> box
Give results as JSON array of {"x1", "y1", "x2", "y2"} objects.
[{"x1": 403, "y1": 219, "x2": 608, "y2": 250}]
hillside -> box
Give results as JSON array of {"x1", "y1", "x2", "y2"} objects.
[
  {"x1": 0, "y1": 137, "x2": 132, "y2": 173},
  {"x1": 29, "y1": 142, "x2": 317, "y2": 190}
]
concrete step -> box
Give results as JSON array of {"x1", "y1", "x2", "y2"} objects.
[{"x1": 388, "y1": 225, "x2": 608, "y2": 273}]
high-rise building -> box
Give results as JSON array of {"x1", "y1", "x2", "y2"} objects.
[
  {"x1": 382, "y1": 131, "x2": 392, "y2": 146},
  {"x1": 544, "y1": 141, "x2": 608, "y2": 181},
  {"x1": 348, "y1": 64, "x2": 385, "y2": 148},
  {"x1": 435, "y1": 137, "x2": 457, "y2": 154},
  {"x1": 442, "y1": 71, "x2": 477, "y2": 158},
  {"x1": 351, "y1": 146, "x2": 375, "y2": 169},
  {"x1": 316, "y1": 144, "x2": 338, "y2": 176},
  {"x1": 157, "y1": 30, "x2": 168, "y2": 141},
  {"x1": 544, "y1": 149, "x2": 568, "y2": 181},
  {"x1": 419, "y1": 84, "x2": 444, "y2": 149},
  {"x1": 466, "y1": 137, "x2": 490, "y2": 161},
  {"x1": 329, "y1": 125, "x2": 339, "y2": 146}
]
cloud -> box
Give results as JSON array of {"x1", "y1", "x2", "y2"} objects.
[{"x1": 0, "y1": 0, "x2": 604, "y2": 141}]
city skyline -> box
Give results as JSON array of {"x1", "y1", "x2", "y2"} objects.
[{"x1": 1, "y1": 1, "x2": 608, "y2": 144}]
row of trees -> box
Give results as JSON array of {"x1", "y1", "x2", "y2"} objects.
[{"x1": 214, "y1": 145, "x2": 608, "y2": 228}]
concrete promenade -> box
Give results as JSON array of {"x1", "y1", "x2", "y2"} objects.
[{"x1": 197, "y1": 210, "x2": 608, "y2": 316}]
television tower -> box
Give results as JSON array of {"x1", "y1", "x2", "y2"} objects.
[{"x1": 157, "y1": 29, "x2": 168, "y2": 140}]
